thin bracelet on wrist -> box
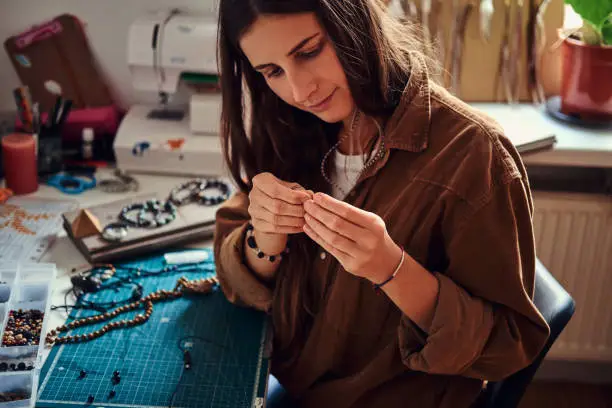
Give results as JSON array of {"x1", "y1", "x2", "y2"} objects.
[
  {"x1": 373, "y1": 248, "x2": 405, "y2": 293},
  {"x1": 245, "y1": 223, "x2": 289, "y2": 262}
]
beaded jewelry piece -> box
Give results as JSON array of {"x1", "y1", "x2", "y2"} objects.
[
  {"x1": 118, "y1": 202, "x2": 147, "y2": 227},
  {"x1": 197, "y1": 179, "x2": 231, "y2": 206},
  {"x1": 46, "y1": 276, "x2": 218, "y2": 346},
  {"x1": 94, "y1": 264, "x2": 116, "y2": 281},
  {"x1": 245, "y1": 223, "x2": 289, "y2": 262},
  {"x1": 169, "y1": 179, "x2": 231, "y2": 207},
  {"x1": 168, "y1": 180, "x2": 206, "y2": 206},
  {"x1": 101, "y1": 222, "x2": 129, "y2": 242},
  {"x1": 69, "y1": 264, "x2": 118, "y2": 293},
  {"x1": 320, "y1": 110, "x2": 386, "y2": 197},
  {"x1": 119, "y1": 199, "x2": 177, "y2": 228},
  {"x1": 98, "y1": 170, "x2": 139, "y2": 194}
]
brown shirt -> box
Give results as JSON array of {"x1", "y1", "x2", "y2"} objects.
[{"x1": 213, "y1": 62, "x2": 550, "y2": 408}]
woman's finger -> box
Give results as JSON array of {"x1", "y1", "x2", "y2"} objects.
[
  {"x1": 313, "y1": 193, "x2": 375, "y2": 228},
  {"x1": 256, "y1": 178, "x2": 311, "y2": 205},
  {"x1": 304, "y1": 213, "x2": 358, "y2": 255},
  {"x1": 251, "y1": 217, "x2": 303, "y2": 235},
  {"x1": 250, "y1": 188, "x2": 305, "y2": 217},
  {"x1": 250, "y1": 203, "x2": 305, "y2": 228},
  {"x1": 303, "y1": 200, "x2": 365, "y2": 241},
  {"x1": 303, "y1": 223, "x2": 352, "y2": 265}
]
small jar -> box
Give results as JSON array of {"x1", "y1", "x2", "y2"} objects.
[{"x1": 82, "y1": 128, "x2": 94, "y2": 160}]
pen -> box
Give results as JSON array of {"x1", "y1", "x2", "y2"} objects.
[
  {"x1": 12, "y1": 86, "x2": 34, "y2": 132},
  {"x1": 12, "y1": 88, "x2": 24, "y2": 126},
  {"x1": 47, "y1": 96, "x2": 62, "y2": 129},
  {"x1": 32, "y1": 102, "x2": 40, "y2": 134},
  {"x1": 23, "y1": 86, "x2": 34, "y2": 131},
  {"x1": 56, "y1": 99, "x2": 73, "y2": 128}
]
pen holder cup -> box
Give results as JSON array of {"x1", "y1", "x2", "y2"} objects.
[{"x1": 36, "y1": 129, "x2": 63, "y2": 176}]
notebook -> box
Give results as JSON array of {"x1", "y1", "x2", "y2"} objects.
[{"x1": 471, "y1": 104, "x2": 557, "y2": 154}]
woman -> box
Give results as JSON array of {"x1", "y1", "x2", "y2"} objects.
[{"x1": 213, "y1": 1, "x2": 550, "y2": 407}]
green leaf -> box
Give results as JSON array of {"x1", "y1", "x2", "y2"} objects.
[
  {"x1": 565, "y1": 0, "x2": 612, "y2": 29},
  {"x1": 581, "y1": 20, "x2": 603, "y2": 44},
  {"x1": 602, "y1": 12, "x2": 612, "y2": 44}
]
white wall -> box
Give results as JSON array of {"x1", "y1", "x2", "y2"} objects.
[{"x1": 0, "y1": 0, "x2": 218, "y2": 111}]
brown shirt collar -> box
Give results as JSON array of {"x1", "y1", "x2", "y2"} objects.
[{"x1": 384, "y1": 54, "x2": 432, "y2": 153}]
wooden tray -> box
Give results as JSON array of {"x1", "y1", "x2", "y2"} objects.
[{"x1": 62, "y1": 193, "x2": 222, "y2": 263}]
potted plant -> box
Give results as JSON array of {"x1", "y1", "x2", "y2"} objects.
[{"x1": 560, "y1": 1, "x2": 612, "y2": 120}]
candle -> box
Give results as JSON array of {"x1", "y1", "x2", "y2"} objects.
[{"x1": 1, "y1": 133, "x2": 38, "y2": 195}]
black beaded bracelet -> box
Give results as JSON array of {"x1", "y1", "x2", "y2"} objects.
[
  {"x1": 119, "y1": 199, "x2": 177, "y2": 228},
  {"x1": 168, "y1": 179, "x2": 231, "y2": 207},
  {"x1": 118, "y1": 203, "x2": 143, "y2": 227},
  {"x1": 245, "y1": 223, "x2": 289, "y2": 262},
  {"x1": 197, "y1": 179, "x2": 231, "y2": 206},
  {"x1": 168, "y1": 180, "x2": 204, "y2": 206}
]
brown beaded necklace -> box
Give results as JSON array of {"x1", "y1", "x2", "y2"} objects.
[
  {"x1": 46, "y1": 276, "x2": 219, "y2": 346},
  {"x1": 320, "y1": 110, "x2": 386, "y2": 197}
]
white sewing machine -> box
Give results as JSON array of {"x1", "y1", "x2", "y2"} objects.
[{"x1": 114, "y1": 12, "x2": 226, "y2": 177}]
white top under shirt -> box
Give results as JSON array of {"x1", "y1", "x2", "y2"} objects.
[{"x1": 331, "y1": 150, "x2": 366, "y2": 200}]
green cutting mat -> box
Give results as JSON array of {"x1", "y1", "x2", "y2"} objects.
[{"x1": 37, "y1": 249, "x2": 270, "y2": 408}]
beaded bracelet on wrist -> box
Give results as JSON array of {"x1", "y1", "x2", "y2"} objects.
[{"x1": 245, "y1": 223, "x2": 289, "y2": 262}]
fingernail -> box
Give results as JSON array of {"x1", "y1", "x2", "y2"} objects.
[{"x1": 314, "y1": 193, "x2": 324, "y2": 203}]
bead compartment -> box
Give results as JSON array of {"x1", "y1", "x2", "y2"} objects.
[
  {"x1": 0, "y1": 272, "x2": 16, "y2": 304},
  {"x1": 0, "y1": 371, "x2": 37, "y2": 407},
  {"x1": 0, "y1": 263, "x2": 55, "y2": 408}
]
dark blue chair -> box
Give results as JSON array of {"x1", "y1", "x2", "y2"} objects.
[
  {"x1": 477, "y1": 259, "x2": 575, "y2": 407},
  {"x1": 266, "y1": 375, "x2": 295, "y2": 407},
  {"x1": 267, "y1": 260, "x2": 575, "y2": 408}
]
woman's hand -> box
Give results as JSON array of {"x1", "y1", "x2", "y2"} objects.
[
  {"x1": 248, "y1": 172, "x2": 313, "y2": 235},
  {"x1": 303, "y1": 192, "x2": 403, "y2": 283}
]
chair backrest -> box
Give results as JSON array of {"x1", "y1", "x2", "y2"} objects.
[{"x1": 478, "y1": 259, "x2": 576, "y2": 408}]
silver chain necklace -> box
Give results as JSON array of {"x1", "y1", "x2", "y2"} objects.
[{"x1": 320, "y1": 110, "x2": 386, "y2": 197}]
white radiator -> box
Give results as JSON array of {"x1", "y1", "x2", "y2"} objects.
[{"x1": 532, "y1": 191, "x2": 612, "y2": 362}]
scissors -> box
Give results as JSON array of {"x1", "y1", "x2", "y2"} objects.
[{"x1": 46, "y1": 173, "x2": 97, "y2": 194}]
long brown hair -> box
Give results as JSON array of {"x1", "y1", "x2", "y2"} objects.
[{"x1": 217, "y1": 0, "x2": 436, "y2": 352}]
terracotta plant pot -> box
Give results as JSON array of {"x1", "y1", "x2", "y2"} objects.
[{"x1": 560, "y1": 36, "x2": 612, "y2": 120}]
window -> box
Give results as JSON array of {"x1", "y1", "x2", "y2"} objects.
[{"x1": 563, "y1": 4, "x2": 582, "y2": 29}]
